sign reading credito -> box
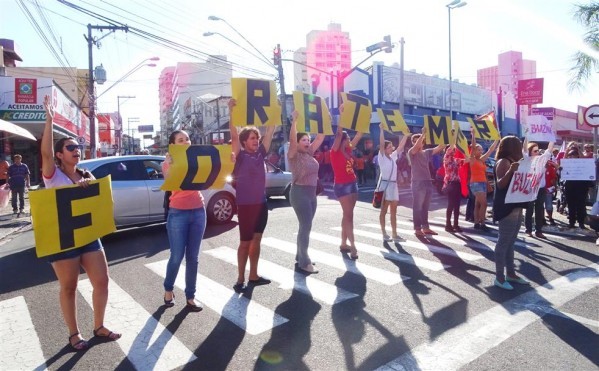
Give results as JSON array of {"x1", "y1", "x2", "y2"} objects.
[{"x1": 1, "y1": 110, "x2": 46, "y2": 121}]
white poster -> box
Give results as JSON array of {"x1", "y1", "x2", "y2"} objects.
[
  {"x1": 505, "y1": 155, "x2": 549, "y2": 204},
  {"x1": 560, "y1": 158, "x2": 596, "y2": 181},
  {"x1": 525, "y1": 115, "x2": 555, "y2": 142}
]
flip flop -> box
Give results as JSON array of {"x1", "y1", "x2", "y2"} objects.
[
  {"x1": 93, "y1": 325, "x2": 121, "y2": 341},
  {"x1": 68, "y1": 332, "x2": 89, "y2": 351}
]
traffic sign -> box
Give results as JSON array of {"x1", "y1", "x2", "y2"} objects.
[
  {"x1": 584, "y1": 105, "x2": 599, "y2": 127},
  {"x1": 76, "y1": 136, "x2": 86, "y2": 145}
]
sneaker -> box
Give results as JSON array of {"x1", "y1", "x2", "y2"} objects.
[
  {"x1": 494, "y1": 279, "x2": 514, "y2": 290},
  {"x1": 383, "y1": 234, "x2": 392, "y2": 242},
  {"x1": 506, "y1": 276, "x2": 530, "y2": 285}
]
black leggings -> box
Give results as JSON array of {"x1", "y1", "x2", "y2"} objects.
[{"x1": 445, "y1": 181, "x2": 461, "y2": 226}]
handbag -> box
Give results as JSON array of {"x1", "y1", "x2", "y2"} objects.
[{"x1": 372, "y1": 161, "x2": 393, "y2": 209}]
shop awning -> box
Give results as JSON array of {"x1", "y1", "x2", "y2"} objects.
[{"x1": 0, "y1": 119, "x2": 37, "y2": 141}]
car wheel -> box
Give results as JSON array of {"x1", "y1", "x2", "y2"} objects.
[{"x1": 207, "y1": 192, "x2": 235, "y2": 224}]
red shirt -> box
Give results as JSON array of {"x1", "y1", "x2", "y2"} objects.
[
  {"x1": 331, "y1": 148, "x2": 356, "y2": 184},
  {"x1": 545, "y1": 161, "x2": 558, "y2": 187}
]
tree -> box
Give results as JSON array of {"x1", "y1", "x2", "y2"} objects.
[{"x1": 568, "y1": 2, "x2": 599, "y2": 91}]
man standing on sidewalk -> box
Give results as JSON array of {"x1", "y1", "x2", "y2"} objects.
[{"x1": 7, "y1": 154, "x2": 30, "y2": 214}]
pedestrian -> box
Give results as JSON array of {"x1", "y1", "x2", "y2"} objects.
[
  {"x1": 229, "y1": 99, "x2": 276, "y2": 292},
  {"x1": 377, "y1": 123, "x2": 409, "y2": 242},
  {"x1": 564, "y1": 148, "x2": 593, "y2": 229},
  {"x1": 40, "y1": 95, "x2": 121, "y2": 351},
  {"x1": 523, "y1": 141, "x2": 554, "y2": 238},
  {"x1": 544, "y1": 157, "x2": 559, "y2": 226},
  {"x1": 287, "y1": 111, "x2": 325, "y2": 274},
  {"x1": 322, "y1": 145, "x2": 332, "y2": 182},
  {"x1": 7, "y1": 154, "x2": 30, "y2": 214},
  {"x1": 443, "y1": 143, "x2": 465, "y2": 232},
  {"x1": 492, "y1": 135, "x2": 530, "y2": 290},
  {"x1": 466, "y1": 137, "x2": 499, "y2": 231},
  {"x1": 408, "y1": 128, "x2": 444, "y2": 236},
  {"x1": 331, "y1": 123, "x2": 363, "y2": 259},
  {"x1": 0, "y1": 157, "x2": 9, "y2": 186},
  {"x1": 353, "y1": 151, "x2": 366, "y2": 185},
  {"x1": 162, "y1": 130, "x2": 205, "y2": 312}
]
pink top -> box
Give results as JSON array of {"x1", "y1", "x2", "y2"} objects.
[{"x1": 162, "y1": 161, "x2": 204, "y2": 210}]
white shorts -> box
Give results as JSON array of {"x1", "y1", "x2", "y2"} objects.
[{"x1": 379, "y1": 180, "x2": 399, "y2": 202}]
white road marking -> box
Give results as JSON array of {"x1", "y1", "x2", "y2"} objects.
[
  {"x1": 432, "y1": 216, "x2": 567, "y2": 240},
  {"x1": 261, "y1": 237, "x2": 408, "y2": 285},
  {"x1": 547, "y1": 310, "x2": 599, "y2": 329},
  {"x1": 204, "y1": 246, "x2": 358, "y2": 304},
  {"x1": 376, "y1": 263, "x2": 599, "y2": 371},
  {"x1": 0, "y1": 296, "x2": 47, "y2": 371},
  {"x1": 145, "y1": 260, "x2": 288, "y2": 335},
  {"x1": 307, "y1": 232, "x2": 449, "y2": 272},
  {"x1": 78, "y1": 279, "x2": 197, "y2": 370},
  {"x1": 332, "y1": 227, "x2": 483, "y2": 261}
]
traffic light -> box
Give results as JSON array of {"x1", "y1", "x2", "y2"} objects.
[{"x1": 273, "y1": 46, "x2": 281, "y2": 66}]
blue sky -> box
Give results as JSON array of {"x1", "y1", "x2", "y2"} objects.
[{"x1": 2, "y1": 0, "x2": 598, "y2": 138}]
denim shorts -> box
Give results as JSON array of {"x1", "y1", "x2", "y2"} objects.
[
  {"x1": 469, "y1": 181, "x2": 487, "y2": 194},
  {"x1": 334, "y1": 181, "x2": 358, "y2": 198},
  {"x1": 47, "y1": 239, "x2": 104, "y2": 263}
]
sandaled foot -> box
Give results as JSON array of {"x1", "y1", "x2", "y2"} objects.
[
  {"x1": 93, "y1": 325, "x2": 121, "y2": 341},
  {"x1": 422, "y1": 228, "x2": 438, "y2": 235},
  {"x1": 414, "y1": 229, "x2": 425, "y2": 237},
  {"x1": 339, "y1": 245, "x2": 351, "y2": 253},
  {"x1": 68, "y1": 332, "x2": 89, "y2": 351},
  {"x1": 248, "y1": 276, "x2": 271, "y2": 286},
  {"x1": 164, "y1": 292, "x2": 175, "y2": 307}
]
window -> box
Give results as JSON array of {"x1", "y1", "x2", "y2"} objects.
[
  {"x1": 92, "y1": 160, "x2": 148, "y2": 181},
  {"x1": 144, "y1": 160, "x2": 164, "y2": 180}
]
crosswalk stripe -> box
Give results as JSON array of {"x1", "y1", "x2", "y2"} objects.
[
  {"x1": 432, "y1": 216, "x2": 568, "y2": 240},
  {"x1": 0, "y1": 296, "x2": 47, "y2": 371},
  {"x1": 361, "y1": 223, "x2": 496, "y2": 252},
  {"x1": 145, "y1": 261, "x2": 288, "y2": 335},
  {"x1": 204, "y1": 246, "x2": 358, "y2": 304},
  {"x1": 78, "y1": 279, "x2": 197, "y2": 369},
  {"x1": 305, "y1": 232, "x2": 449, "y2": 272},
  {"x1": 261, "y1": 237, "x2": 409, "y2": 285},
  {"x1": 332, "y1": 227, "x2": 483, "y2": 261}
]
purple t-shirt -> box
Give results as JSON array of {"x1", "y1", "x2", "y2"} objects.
[{"x1": 235, "y1": 144, "x2": 267, "y2": 205}]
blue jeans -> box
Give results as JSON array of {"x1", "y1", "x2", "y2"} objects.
[
  {"x1": 164, "y1": 207, "x2": 206, "y2": 300},
  {"x1": 412, "y1": 180, "x2": 432, "y2": 230}
]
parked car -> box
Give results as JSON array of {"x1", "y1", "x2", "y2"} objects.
[
  {"x1": 265, "y1": 162, "x2": 292, "y2": 200},
  {"x1": 78, "y1": 155, "x2": 236, "y2": 227}
]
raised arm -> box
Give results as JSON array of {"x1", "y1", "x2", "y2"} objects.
[
  {"x1": 481, "y1": 139, "x2": 499, "y2": 161},
  {"x1": 379, "y1": 123, "x2": 385, "y2": 152},
  {"x1": 396, "y1": 134, "x2": 410, "y2": 155},
  {"x1": 41, "y1": 95, "x2": 56, "y2": 178},
  {"x1": 432, "y1": 143, "x2": 445, "y2": 155},
  {"x1": 228, "y1": 99, "x2": 240, "y2": 157},
  {"x1": 288, "y1": 111, "x2": 299, "y2": 159},
  {"x1": 495, "y1": 158, "x2": 519, "y2": 190},
  {"x1": 408, "y1": 128, "x2": 426, "y2": 155},
  {"x1": 331, "y1": 124, "x2": 343, "y2": 151},
  {"x1": 310, "y1": 133, "x2": 325, "y2": 153},
  {"x1": 350, "y1": 131, "x2": 363, "y2": 148}
]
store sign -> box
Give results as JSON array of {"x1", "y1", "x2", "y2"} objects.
[
  {"x1": 15, "y1": 78, "x2": 37, "y2": 103},
  {"x1": 517, "y1": 78, "x2": 544, "y2": 105},
  {"x1": 138, "y1": 125, "x2": 154, "y2": 133}
]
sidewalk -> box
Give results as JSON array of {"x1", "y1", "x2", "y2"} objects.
[{"x1": 0, "y1": 188, "x2": 33, "y2": 244}]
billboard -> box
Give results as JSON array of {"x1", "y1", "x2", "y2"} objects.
[
  {"x1": 517, "y1": 78, "x2": 543, "y2": 105},
  {"x1": 138, "y1": 124, "x2": 154, "y2": 133}
]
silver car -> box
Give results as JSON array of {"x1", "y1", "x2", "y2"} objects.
[
  {"x1": 78, "y1": 155, "x2": 236, "y2": 227},
  {"x1": 265, "y1": 162, "x2": 292, "y2": 200}
]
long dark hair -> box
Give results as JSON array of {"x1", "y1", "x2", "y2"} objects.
[
  {"x1": 54, "y1": 137, "x2": 75, "y2": 166},
  {"x1": 495, "y1": 136, "x2": 523, "y2": 161},
  {"x1": 296, "y1": 132, "x2": 309, "y2": 143},
  {"x1": 169, "y1": 130, "x2": 187, "y2": 144}
]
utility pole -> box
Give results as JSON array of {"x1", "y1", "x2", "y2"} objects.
[
  {"x1": 215, "y1": 98, "x2": 221, "y2": 144},
  {"x1": 399, "y1": 37, "x2": 405, "y2": 114},
  {"x1": 273, "y1": 44, "x2": 288, "y2": 143},
  {"x1": 86, "y1": 24, "x2": 128, "y2": 158}
]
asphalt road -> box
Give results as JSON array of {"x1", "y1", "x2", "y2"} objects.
[{"x1": 0, "y1": 186, "x2": 598, "y2": 371}]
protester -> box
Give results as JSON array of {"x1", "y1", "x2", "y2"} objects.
[
  {"x1": 40, "y1": 95, "x2": 121, "y2": 350},
  {"x1": 492, "y1": 136, "x2": 529, "y2": 290},
  {"x1": 408, "y1": 128, "x2": 444, "y2": 236},
  {"x1": 588, "y1": 197, "x2": 599, "y2": 245},
  {"x1": 465, "y1": 137, "x2": 499, "y2": 232},
  {"x1": 322, "y1": 145, "x2": 332, "y2": 182},
  {"x1": 443, "y1": 144, "x2": 465, "y2": 232},
  {"x1": 353, "y1": 151, "x2": 366, "y2": 185},
  {"x1": 7, "y1": 154, "x2": 30, "y2": 214},
  {"x1": 377, "y1": 124, "x2": 409, "y2": 242},
  {"x1": 287, "y1": 111, "x2": 325, "y2": 273},
  {"x1": 229, "y1": 99, "x2": 276, "y2": 292},
  {"x1": 331, "y1": 123, "x2": 363, "y2": 259},
  {"x1": 564, "y1": 147, "x2": 593, "y2": 229},
  {"x1": 162, "y1": 130, "x2": 205, "y2": 312},
  {"x1": 523, "y1": 140, "x2": 554, "y2": 238},
  {"x1": 544, "y1": 156, "x2": 559, "y2": 226},
  {"x1": 0, "y1": 157, "x2": 9, "y2": 186}
]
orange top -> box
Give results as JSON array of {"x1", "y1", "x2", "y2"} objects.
[
  {"x1": 354, "y1": 157, "x2": 365, "y2": 170},
  {"x1": 469, "y1": 159, "x2": 487, "y2": 183},
  {"x1": 0, "y1": 161, "x2": 8, "y2": 180}
]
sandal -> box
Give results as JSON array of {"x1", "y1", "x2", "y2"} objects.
[
  {"x1": 414, "y1": 230, "x2": 425, "y2": 237},
  {"x1": 339, "y1": 245, "x2": 351, "y2": 253},
  {"x1": 93, "y1": 325, "x2": 122, "y2": 341},
  {"x1": 164, "y1": 292, "x2": 175, "y2": 308},
  {"x1": 68, "y1": 332, "x2": 89, "y2": 351}
]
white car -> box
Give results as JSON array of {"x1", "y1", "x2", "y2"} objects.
[{"x1": 79, "y1": 155, "x2": 236, "y2": 227}]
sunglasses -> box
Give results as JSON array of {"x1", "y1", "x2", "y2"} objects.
[{"x1": 64, "y1": 144, "x2": 83, "y2": 152}]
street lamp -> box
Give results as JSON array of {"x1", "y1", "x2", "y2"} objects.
[
  {"x1": 97, "y1": 57, "x2": 159, "y2": 99},
  {"x1": 447, "y1": 0, "x2": 467, "y2": 124},
  {"x1": 208, "y1": 16, "x2": 273, "y2": 68},
  {"x1": 203, "y1": 32, "x2": 275, "y2": 69},
  {"x1": 117, "y1": 95, "x2": 135, "y2": 155}
]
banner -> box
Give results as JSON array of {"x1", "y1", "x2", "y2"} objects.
[
  {"x1": 30, "y1": 176, "x2": 116, "y2": 258},
  {"x1": 160, "y1": 144, "x2": 234, "y2": 191},
  {"x1": 559, "y1": 158, "x2": 596, "y2": 181},
  {"x1": 231, "y1": 78, "x2": 281, "y2": 127},
  {"x1": 505, "y1": 156, "x2": 549, "y2": 204},
  {"x1": 423, "y1": 115, "x2": 451, "y2": 145},
  {"x1": 376, "y1": 108, "x2": 410, "y2": 135},
  {"x1": 292, "y1": 91, "x2": 333, "y2": 134},
  {"x1": 467, "y1": 117, "x2": 500, "y2": 140},
  {"x1": 339, "y1": 92, "x2": 372, "y2": 133},
  {"x1": 524, "y1": 115, "x2": 555, "y2": 142}
]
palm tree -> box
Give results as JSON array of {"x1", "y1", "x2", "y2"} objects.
[{"x1": 568, "y1": 2, "x2": 599, "y2": 91}]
